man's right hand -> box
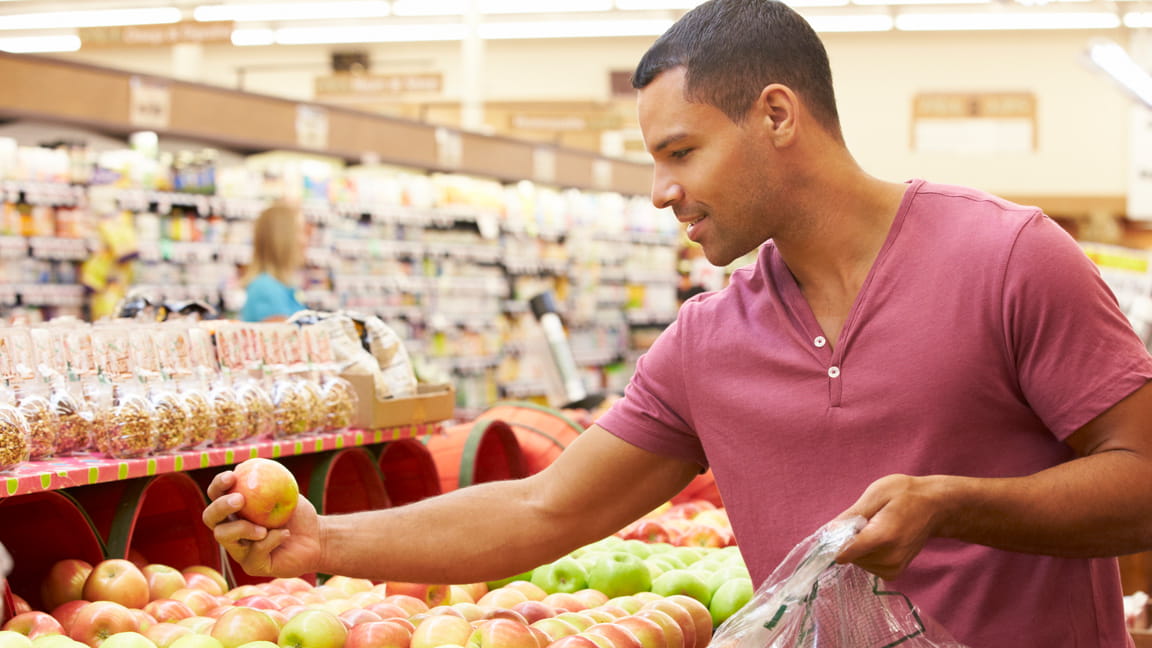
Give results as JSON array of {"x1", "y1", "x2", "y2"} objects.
[{"x1": 202, "y1": 469, "x2": 322, "y2": 578}]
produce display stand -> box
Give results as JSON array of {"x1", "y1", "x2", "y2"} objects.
[{"x1": 0, "y1": 422, "x2": 442, "y2": 613}]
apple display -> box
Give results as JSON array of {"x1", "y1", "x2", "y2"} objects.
[
  {"x1": 552, "y1": 613, "x2": 594, "y2": 632},
  {"x1": 276, "y1": 610, "x2": 346, "y2": 648},
  {"x1": 464, "y1": 618, "x2": 540, "y2": 648},
  {"x1": 233, "y1": 596, "x2": 278, "y2": 611},
  {"x1": 2, "y1": 612, "x2": 65, "y2": 639},
  {"x1": 41, "y1": 560, "x2": 93, "y2": 611},
  {"x1": 344, "y1": 620, "x2": 412, "y2": 648},
  {"x1": 82, "y1": 559, "x2": 149, "y2": 610},
  {"x1": 229, "y1": 458, "x2": 300, "y2": 528},
  {"x1": 362, "y1": 603, "x2": 409, "y2": 621},
  {"x1": 68, "y1": 601, "x2": 140, "y2": 648},
  {"x1": 211, "y1": 607, "x2": 280, "y2": 648},
  {"x1": 98, "y1": 632, "x2": 155, "y2": 648}
]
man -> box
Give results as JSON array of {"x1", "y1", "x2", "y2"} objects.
[{"x1": 203, "y1": 1, "x2": 1152, "y2": 644}]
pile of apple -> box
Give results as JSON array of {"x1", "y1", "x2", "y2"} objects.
[
  {"x1": 614, "y1": 502, "x2": 733, "y2": 549},
  {"x1": 0, "y1": 558, "x2": 732, "y2": 648}
]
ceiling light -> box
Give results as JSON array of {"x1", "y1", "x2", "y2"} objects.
[
  {"x1": 1125, "y1": 11, "x2": 1152, "y2": 26},
  {"x1": 193, "y1": 2, "x2": 389, "y2": 22},
  {"x1": 0, "y1": 34, "x2": 81, "y2": 52},
  {"x1": 272, "y1": 24, "x2": 468, "y2": 44},
  {"x1": 0, "y1": 8, "x2": 181, "y2": 30},
  {"x1": 895, "y1": 11, "x2": 1120, "y2": 29},
  {"x1": 231, "y1": 28, "x2": 276, "y2": 46},
  {"x1": 1084, "y1": 38, "x2": 1152, "y2": 108},
  {"x1": 478, "y1": 19, "x2": 674, "y2": 38},
  {"x1": 807, "y1": 14, "x2": 893, "y2": 30}
]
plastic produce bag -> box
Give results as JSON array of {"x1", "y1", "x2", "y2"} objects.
[{"x1": 710, "y1": 517, "x2": 970, "y2": 648}]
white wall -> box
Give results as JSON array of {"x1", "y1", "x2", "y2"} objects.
[{"x1": 49, "y1": 27, "x2": 1134, "y2": 198}]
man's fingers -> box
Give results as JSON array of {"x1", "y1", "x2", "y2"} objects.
[
  {"x1": 206, "y1": 471, "x2": 237, "y2": 501},
  {"x1": 212, "y1": 518, "x2": 268, "y2": 547},
  {"x1": 203, "y1": 492, "x2": 244, "y2": 529}
]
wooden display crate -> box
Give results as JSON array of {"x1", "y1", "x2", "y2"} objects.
[{"x1": 342, "y1": 374, "x2": 455, "y2": 430}]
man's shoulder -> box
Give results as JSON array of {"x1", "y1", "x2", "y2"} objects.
[{"x1": 909, "y1": 180, "x2": 1042, "y2": 220}]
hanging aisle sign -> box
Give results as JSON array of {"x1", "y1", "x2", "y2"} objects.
[
  {"x1": 128, "y1": 76, "x2": 171, "y2": 130},
  {"x1": 295, "y1": 104, "x2": 329, "y2": 151},
  {"x1": 80, "y1": 21, "x2": 234, "y2": 47}
]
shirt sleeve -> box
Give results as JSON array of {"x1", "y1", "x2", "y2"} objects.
[
  {"x1": 596, "y1": 307, "x2": 709, "y2": 468},
  {"x1": 1004, "y1": 213, "x2": 1152, "y2": 439}
]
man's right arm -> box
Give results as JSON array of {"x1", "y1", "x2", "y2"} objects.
[{"x1": 203, "y1": 424, "x2": 701, "y2": 584}]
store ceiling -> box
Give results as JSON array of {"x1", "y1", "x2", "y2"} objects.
[{"x1": 0, "y1": 0, "x2": 1147, "y2": 54}]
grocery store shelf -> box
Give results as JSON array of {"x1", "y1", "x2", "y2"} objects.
[{"x1": 0, "y1": 423, "x2": 442, "y2": 499}]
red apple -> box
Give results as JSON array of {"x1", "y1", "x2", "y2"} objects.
[
  {"x1": 541, "y1": 593, "x2": 586, "y2": 613},
  {"x1": 408, "y1": 614, "x2": 472, "y2": 648},
  {"x1": 380, "y1": 595, "x2": 427, "y2": 617},
  {"x1": 344, "y1": 620, "x2": 412, "y2": 648},
  {"x1": 170, "y1": 588, "x2": 221, "y2": 616},
  {"x1": 263, "y1": 609, "x2": 288, "y2": 630},
  {"x1": 510, "y1": 601, "x2": 555, "y2": 625},
  {"x1": 571, "y1": 590, "x2": 609, "y2": 610},
  {"x1": 584, "y1": 623, "x2": 643, "y2": 648},
  {"x1": 613, "y1": 616, "x2": 667, "y2": 648},
  {"x1": 233, "y1": 596, "x2": 278, "y2": 611},
  {"x1": 3, "y1": 612, "x2": 65, "y2": 639},
  {"x1": 41, "y1": 560, "x2": 93, "y2": 611},
  {"x1": 631, "y1": 610, "x2": 684, "y2": 648},
  {"x1": 661, "y1": 596, "x2": 711, "y2": 648},
  {"x1": 142, "y1": 565, "x2": 188, "y2": 602},
  {"x1": 337, "y1": 609, "x2": 382, "y2": 628},
  {"x1": 81, "y1": 560, "x2": 149, "y2": 610},
  {"x1": 268, "y1": 578, "x2": 312, "y2": 595},
  {"x1": 225, "y1": 586, "x2": 264, "y2": 602},
  {"x1": 129, "y1": 610, "x2": 157, "y2": 633},
  {"x1": 182, "y1": 567, "x2": 229, "y2": 596},
  {"x1": 176, "y1": 617, "x2": 216, "y2": 634},
  {"x1": 548, "y1": 635, "x2": 610, "y2": 648},
  {"x1": 184, "y1": 574, "x2": 226, "y2": 597},
  {"x1": 210, "y1": 607, "x2": 279, "y2": 648},
  {"x1": 480, "y1": 609, "x2": 529, "y2": 625},
  {"x1": 501, "y1": 581, "x2": 547, "y2": 602},
  {"x1": 530, "y1": 617, "x2": 581, "y2": 642},
  {"x1": 476, "y1": 588, "x2": 527, "y2": 610},
  {"x1": 269, "y1": 595, "x2": 305, "y2": 609},
  {"x1": 639, "y1": 601, "x2": 696, "y2": 648},
  {"x1": 465, "y1": 618, "x2": 541, "y2": 648},
  {"x1": 229, "y1": 458, "x2": 300, "y2": 528},
  {"x1": 68, "y1": 602, "x2": 139, "y2": 648},
  {"x1": 145, "y1": 622, "x2": 193, "y2": 648},
  {"x1": 50, "y1": 601, "x2": 89, "y2": 632},
  {"x1": 143, "y1": 599, "x2": 196, "y2": 623}
]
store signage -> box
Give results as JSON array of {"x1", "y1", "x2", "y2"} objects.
[
  {"x1": 314, "y1": 73, "x2": 443, "y2": 96},
  {"x1": 911, "y1": 92, "x2": 1036, "y2": 154},
  {"x1": 129, "y1": 77, "x2": 171, "y2": 130},
  {"x1": 80, "y1": 21, "x2": 235, "y2": 47},
  {"x1": 296, "y1": 105, "x2": 329, "y2": 151}
]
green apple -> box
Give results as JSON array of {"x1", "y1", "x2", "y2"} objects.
[
  {"x1": 703, "y1": 565, "x2": 752, "y2": 597},
  {"x1": 687, "y1": 558, "x2": 723, "y2": 574},
  {"x1": 667, "y1": 547, "x2": 704, "y2": 567},
  {"x1": 170, "y1": 635, "x2": 225, "y2": 648},
  {"x1": 618, "y1": 540, "x2": 652, "y2": 559},
  {"x1": 585, "y1": 552, "x2": 652, "y2": 598},
  {"x1": 530, "y1": 557, "x2": 589, "y2": 594},
  {"x1": 708, "y1": 577, "x2": 754, "y2": 627},
  {"x1": 646, "y1": 542, "x2": 675, "y2": 554},
  {"x1": 98, "y1": 633, "x2": 154, "y2": 648},
  {"x1": 276, "y1": 611, "x2": 346, "y2": 648},
  {"x1": 650, "y1": 569, "x2": 713, "y2": 606},
  {"x1": 646, "y1": 554, "x2": 686, "y2": 572},
  {"x1": 644, "y1": 561, "x2": 666, "y2": 582},
  {"x1": 0, "y1": 632, "x2": 34, "y2": 648}
]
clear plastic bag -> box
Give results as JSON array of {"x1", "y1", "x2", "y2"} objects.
[{"x1": 709, "y1": 517, "x2": 970, "y2": 648}]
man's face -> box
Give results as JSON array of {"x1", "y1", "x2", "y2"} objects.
[{"x1": 638, "y1": 67, "x2": 776, "y2": 267}]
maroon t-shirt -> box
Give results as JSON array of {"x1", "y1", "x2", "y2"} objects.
[{"x1": 598, "y1": 180, "x2": 1152, "y2": 647}]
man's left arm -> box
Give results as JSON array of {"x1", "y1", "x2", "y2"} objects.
[{"x1": 836, "y1": 379, "x2": 1152, "y2": 580}]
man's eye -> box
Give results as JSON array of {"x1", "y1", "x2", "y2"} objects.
[{"x1": 670, "y1": 148, "x2": 692, "y2": 159}]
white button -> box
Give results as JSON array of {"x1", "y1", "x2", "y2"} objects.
[
  {"x1": 814, "y1": 336, "x2": 826, "y2": 348},
  {"x1": 828, "y1": 366, "x2": 840, "y2": 378}
]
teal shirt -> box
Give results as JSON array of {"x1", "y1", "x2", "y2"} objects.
[{"x1": 241, "y1": 273, "x2": 306, "y2": 322}]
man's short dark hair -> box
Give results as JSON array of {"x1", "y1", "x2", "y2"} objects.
[{"x1": 633, "y1": 0, "x2": 842, "y2": 140}]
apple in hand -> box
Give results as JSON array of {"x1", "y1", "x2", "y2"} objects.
[
  {"x1": 41, "y1": 560, "x2": 93, "y2": 611},
  {"x1": 230, "y1": 458, "x2": 300, "y2": 528},
  {"x1": 276, "y1": 610, "x2": 346, "y2": 648},
  {"x1": 2, "y1": 613, "x2": 65, "y2": 639},
  {"x1": 211, "y1": 607, "x2": 280, "y2": 648},
  {"x1": 68, "y1": 601, "x2": 140, "y2": 648},
  {"x1": 82, "y1": 559, "x2": 149, "y2": 610},
  {"x1": 143, "y1": 564, "x2": 188, "y2": 601}
]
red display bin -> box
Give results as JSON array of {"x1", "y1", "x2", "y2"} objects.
[
  {"x1": 0, "y1": 490, "x2": 106, "y2": 615},
  {"x1": 376, "y1": 438, "x2": 442, "y2": 506}
]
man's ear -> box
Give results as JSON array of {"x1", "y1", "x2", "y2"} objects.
[{"x1": 755, "y1": 83, "x2": 798, "y2": 147}]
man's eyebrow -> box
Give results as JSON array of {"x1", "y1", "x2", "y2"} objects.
[{"x1": 653, "y1": 133, "x2": 689, "y2": 154}]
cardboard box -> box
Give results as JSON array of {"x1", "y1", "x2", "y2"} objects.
[{"x1": 342, "y1": 373, "x2": 456, "y2": 430}]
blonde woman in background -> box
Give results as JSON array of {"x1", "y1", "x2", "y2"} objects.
[{"x1": 241, "y1": 202, "x2": 308, "y2": 322}]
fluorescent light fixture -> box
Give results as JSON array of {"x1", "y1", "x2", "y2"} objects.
[
  {"x1": 0, "y1": 34, "x2": 81, "y2": 52},
  {"x1": 273, "y1": 24, "x2": 468, "y2": 44},
  {"x1": 896, "y1": 11, "x2": 1119, "y2": 29},
  {"x1": 1125, "y1": 11, "x2": 1152, "y2": 27},
  {"x1": 1084, "y1": 38, "x2": 1152, "y2": 108},
  {"x1": 0, "y1": 8, "x2": 181, "y2": 30},
  {"x1": 807, "y1": 14, "x2": 893, "y2": 30},
  {"x1": 193, "y1": 2, "x2": 389, "y2": 22},
  {"x1": 479, "y1": 18, "x2": 673, "y2": 38},
  {"x1": 392, "y1": 0, "x2": 613, "y2": 15},
  {"x1": 231, "y1": 28, "x2": 275, "y2": 46}
]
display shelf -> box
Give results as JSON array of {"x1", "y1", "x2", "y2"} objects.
[{"x1": 0, "y1": 423, "x2": 441, "y2": 499}]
